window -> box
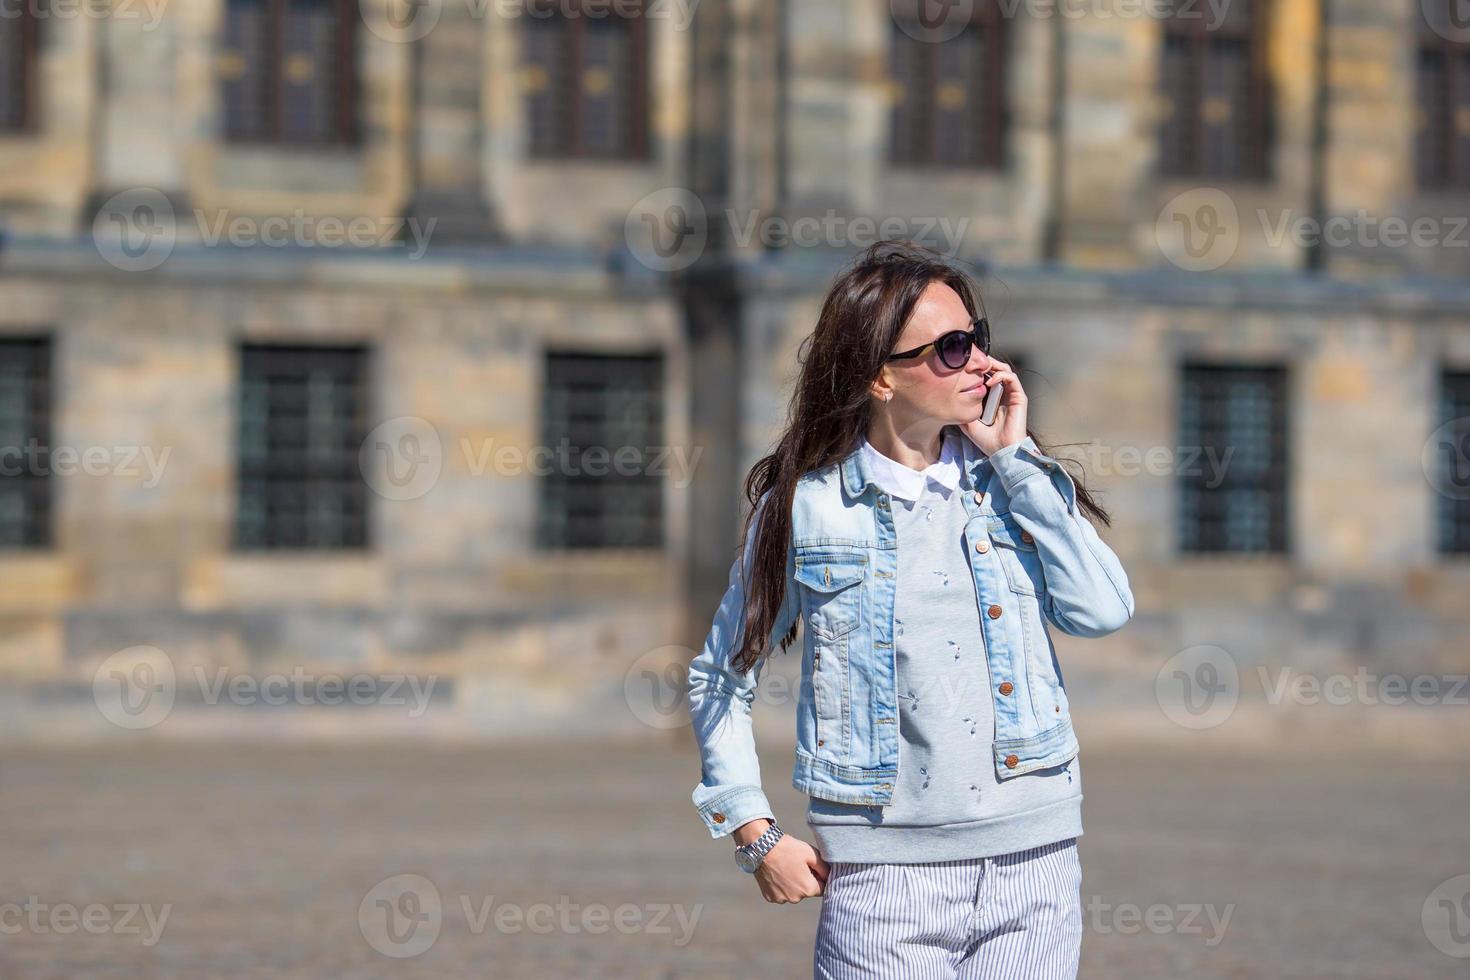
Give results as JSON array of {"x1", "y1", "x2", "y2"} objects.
[
  {"x1": 888, "y1": 0, "x2": 1006, "y2": 168},
  {"x1": 538, "y1": 352, "x2": 664, "y2": 549},
  {"x1": 219, "y1": 0, "x2": 358, "y2": 146},
  {"x1": 1416, "y1": 7, "x2": 1470, "y2": 187},
  {"x1": 1436, "y1": 370, "x2": 1470, "y2": 553},
  {"x1": 1157, "y1": 0, "x2": 1270, "y2": 180},
  {"x1": 522, "y1": 0, "x2": 649, "y2": 160},
  {"x1": 0, "y1": 337, "x2": 51, "y2": 548},
  {"x1": 1178, "y1": 364, "x2": 1288, "y2": 553},
  {"x1": 0, "y1": 4, "x2": 38, "y2": 132},
  {"x1": 236, "y1": 344, "x2": 370, "y2": 549}
]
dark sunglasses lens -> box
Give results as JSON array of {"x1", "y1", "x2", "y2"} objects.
[
  {"x1": 977, "y1": 319, "x2": 991, "y2": 353},
  {"x1": 939, "y1": 330, "x2": 973, "y2": 369}
]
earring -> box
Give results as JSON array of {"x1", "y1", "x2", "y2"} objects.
[{"x1": 884, "y1": 392, "x2": 892, "y2": 402}]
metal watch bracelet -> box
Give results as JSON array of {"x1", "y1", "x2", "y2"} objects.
[{"x1": 734, "y1": 820, "x2": 784, "y2": 873}]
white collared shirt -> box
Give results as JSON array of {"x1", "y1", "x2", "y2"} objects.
[{"x1": 860, "y1": 430, "x2": 963, "y2": 505}]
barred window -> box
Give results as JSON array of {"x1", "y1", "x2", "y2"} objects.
[
  {"x1": 1157, "y1": 0, "x2": 1269, "y2": 180},
  {"x1": 538, "y1": 352, "x2": 664, "y2": 549},
  {"x1": 236, "y1": 344, "x2": 370, "y2": 550},
  {"x1": 1178, "y1": 364, "x2": 1289, "y2": 554},
  {"x1": 0, "y1": 337, "x2": 51, "y2": 549},
  {"x1": 888, "y1": 0, "x2": 1006, "y2": 168},
  {"x1": 1436, "y1": 371, "x2": 1470, "y2": 553},
  {"x1": 219, "y1": 0, "x2": 358, "y2": 146},
  {"x1": 522, "y1": 0, "x2": 649, "y2": 160},
  {"x1": 0, "y1": 3, "x2": 39, "y2": 132},
  {"x1": 1416, "y1": 7, "x2": 1470, "y2": 187}
]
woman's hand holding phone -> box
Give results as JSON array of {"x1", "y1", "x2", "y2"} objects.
[{"x1": 960, "y1": 358, "x2": 1028, "y2": 456}]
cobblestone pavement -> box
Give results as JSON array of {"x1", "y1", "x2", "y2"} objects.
[{"x1": 0, "y1": 732, "x2": 1466, "y2": 978}]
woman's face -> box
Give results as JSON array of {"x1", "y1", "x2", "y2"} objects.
[{"x1": 875, "y1": 280, "x2": 993, "y2": 425}]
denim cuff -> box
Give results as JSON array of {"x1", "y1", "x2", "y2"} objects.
[
  {"x1": 693, "y1": 784, "x2": 775, "y2": 839},
  {"x1": 988, "y1": 436, "x2": 1080, "y2": 516},
  {"x1": 988, "y1": 436, "x2": 1049, "y2": 493}
]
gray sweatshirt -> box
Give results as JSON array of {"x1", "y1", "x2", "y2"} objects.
[{"x1": 805, "y1": 434, "x2": 1082, "y2": 862}]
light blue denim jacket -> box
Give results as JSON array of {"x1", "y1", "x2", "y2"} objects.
[{"x1": 687, "y1": 428, "x2": 1135, "y2": 839}]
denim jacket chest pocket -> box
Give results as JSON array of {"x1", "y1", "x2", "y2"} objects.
[
  {"x1": 793, "y1": 551, "x2": 867, "y2": 761},
  {"x1": 793, "y1": 553, "x2": 867, "y2": 638},
  {"x1": 987, "y1": 517, "x2": 1047, "y2": 597}
]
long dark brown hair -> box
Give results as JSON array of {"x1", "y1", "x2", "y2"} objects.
[{"x1": 729, "y1": 239, "x2": 1114, "y2": 673}]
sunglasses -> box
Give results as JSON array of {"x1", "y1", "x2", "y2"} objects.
[{"x1": 886, "y1": 317, "x2": 991, "y2": 370}]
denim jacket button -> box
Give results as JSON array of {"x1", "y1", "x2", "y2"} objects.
[
  {"x1": 973, "y1": 491, "x2": 985, "y2": 504},
  {"x1": 1020, "y1": 530, "x2": 1034, "y2": 544},
  {"x1": 998, "y1": 681, "x2": 1013, "y2": 695},
  {"x1": 987, "y1": 604, "x2": 1002, "y2": 619},
  {"x1": 975, "y1": 540, "x2": 989, "y2": 554},
  {"x1": 1004, "y1": 754, "x2": 1019, "y2": 768},
  {"x1": 712, "y1": 812, "x2": 726, "y2": 823}
]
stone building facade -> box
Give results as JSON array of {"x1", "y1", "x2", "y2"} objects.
[{"x1": 0, "y1": 0, "x2": 1467, "y2": 729}]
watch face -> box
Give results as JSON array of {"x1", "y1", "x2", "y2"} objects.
[{"x1": 735, "y1": 849, "x2": 758, "y2": 873}]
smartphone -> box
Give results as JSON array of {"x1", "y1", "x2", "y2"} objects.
[{"x1": 980, "y1": 372, "x2": 1003, "y2": 426}]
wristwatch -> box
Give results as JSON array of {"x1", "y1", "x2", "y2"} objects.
[{"x1": 734, "y1": 821, "x2": 784, "y2": 873}]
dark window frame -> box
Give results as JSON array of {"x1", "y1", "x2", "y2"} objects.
[
  {"x1": 1436, "y1": 369, "x2": 1470, "y2": 554},
  {"x1": 1156, "y1": 0, "x2": 1272, "y2": 181},
  {"x1": 219, "y1": 0, "x2": 360, "y2": 148},
  {"x1": 536, "y1": 349, "x2": 665, "y2": 551},
  {"x1": 523, "y1": 0, "x2": 651, "y2": 161},
  {"x1": 1416, "y1": 14, "x2": 1470, "y2": 188},
  {"x1": 0, "y1": 336, "x2": 52, "y2": 550},
  {"x1": 888, "y1": 1, "x2": 1008, "y2": 169},
  {"x1": 1177, "y1": 362, "x2": 1290, "y2": 555},
  {"x1": 234, "y1": 342, "x2": 372, "y2": 551},
  {"x1": 0, "y1": 3, "x2": 40, "y2": 133}
]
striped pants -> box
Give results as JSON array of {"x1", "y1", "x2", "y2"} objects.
[{"x1": 812, "y1": 838, "x2": 1082, "y2": 979}]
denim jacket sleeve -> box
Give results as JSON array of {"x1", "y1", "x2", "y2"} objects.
[
  {"x1": 687, "y1": 490, "x2": 799, "y2": 839},
  {"x1": 987, "y1": 435, "x2": 1135, "y2": 637}
]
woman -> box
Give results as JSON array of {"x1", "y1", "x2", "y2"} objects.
[{"x1": 686, "y1": 239, "x2": 1135, "y2": 979}]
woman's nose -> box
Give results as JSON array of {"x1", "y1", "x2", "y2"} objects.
[{"x1": 967, "y1": 343, "x2": 991, "y2": 371}]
